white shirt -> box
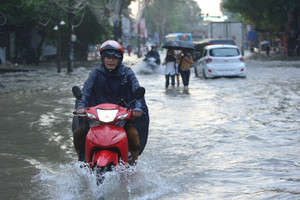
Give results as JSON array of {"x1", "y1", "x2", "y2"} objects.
[{"x1": 165, "y1": 61, "x2": 177, "y2": 75}]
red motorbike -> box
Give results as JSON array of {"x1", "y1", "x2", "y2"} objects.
[{"x1": 72, "y1": 86, "x2": 145, "y2": 182}]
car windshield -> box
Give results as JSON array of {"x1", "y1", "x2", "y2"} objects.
[{"x1": 209, "y1": 48, "x2": 240, "y2": 57}]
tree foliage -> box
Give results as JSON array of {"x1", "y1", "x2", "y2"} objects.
[
  {"x1": 143, "y1": 0, "x2": 201, "y2": 42},
  {"x1": 0, "y1": 0, "x2": 56, "y2": 27},
  {"x1": 223, "y1": 0, "x2": 300, "y2": 32},
  {"x1": 0, "y1": 0, "x2": 204, "y2": 61},
  {"x1": 0, "y1": 0, "x2": 134, "y2": 61}
]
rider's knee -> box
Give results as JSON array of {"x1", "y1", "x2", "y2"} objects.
[
  {"x1": 73, "y1": 126, "x2": 85, "y2": 152},
  {"x1": 126, "y1": 124, "x2": 140, "y2": 152}
]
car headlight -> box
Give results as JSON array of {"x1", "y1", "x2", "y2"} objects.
[{"x1": 97, "y1": 109, "x2": 118, "y2": 123}]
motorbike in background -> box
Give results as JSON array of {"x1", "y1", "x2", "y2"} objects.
[
  {"x1": 143, "y1": 56, "x2": 159, "y2": 71},
  {"x1": 141, "y1": 54, "x2": 161, "y2": 74}
]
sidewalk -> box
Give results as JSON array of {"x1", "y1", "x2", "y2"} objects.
[
  {"x1": 0, "y1": 60, "x2": 100, "y2": 73},
  {"x1": 0, "y1": 54, "x2": 145, "y2": 74},
  {"x1": 244, "y1": 50, "x2": 300, "y2": 61}
]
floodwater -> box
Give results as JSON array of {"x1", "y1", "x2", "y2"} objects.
[{"x1": 0, "y1": 54, "x2": 300, "y2": 200}]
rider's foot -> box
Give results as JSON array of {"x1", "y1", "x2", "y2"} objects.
[{"x1": 130, "y1": 151, "x2": 139, "y2": 165}]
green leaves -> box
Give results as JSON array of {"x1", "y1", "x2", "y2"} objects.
[
  {"x1": 143, "y1": 0, "x2": 201, "y2": 41},
  {"x1": 1, "y1": 0, "x2": 53, "y2": 26},
  {"x1": 223, "y1": 0, "x2": 300, "y2": 32}
]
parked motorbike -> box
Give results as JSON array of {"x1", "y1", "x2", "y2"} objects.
[{"x1": 72, "y1": 86, "x2": 145, "y2": 183}]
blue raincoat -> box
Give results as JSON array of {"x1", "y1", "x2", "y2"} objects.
[{"x1": 77, "y1": 64, "x2": 149, "y2": 154}]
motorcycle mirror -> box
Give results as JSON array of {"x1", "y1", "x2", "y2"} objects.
[
  {"x1": 134, "y1": 87, "x2": 145, "y2": 100},
  {"x1": 72, "y1": 86, "x2": 82, "y2": 99}
]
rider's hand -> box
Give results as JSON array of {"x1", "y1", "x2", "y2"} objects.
[
  {"x1": 76, "y1": 108, "x2": 85, "y2": 114},
  {"x1": 132, "y1": 110, "x2": 142, "y2": 118}
]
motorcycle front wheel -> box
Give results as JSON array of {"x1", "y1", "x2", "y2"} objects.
[{"x1": 93, "y1": 163, "x2": 115, "y2": 185}]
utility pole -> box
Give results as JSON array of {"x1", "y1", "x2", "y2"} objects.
[
  {"x1": 57, "y1": 24, "x2": 61, "y2": 73},
  {"x1": 137, "y1": 0, "x2": 142, "y2": 58},
  {"x1": 54, "y1": 20, "x2": 65, "y2": 73},
  {"x1": 137, "y1": 22, "x2": 142, "y2": 58},
  {"x1": 114, "y1": 0, "x2": 123, "y2": 43},
  {"x1": 67, "y1": 0, "x2": 74, "y2": 73}
]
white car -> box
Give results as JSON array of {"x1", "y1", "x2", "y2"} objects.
[{"x1": 195, "y1": 44, "x2": 246, "y2": 78}]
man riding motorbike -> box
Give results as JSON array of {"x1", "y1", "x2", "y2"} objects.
[
  {"x1": 144, "y1": 45, "x2": 161, "y2": 65},
  {"x1": 73, "y1": 40, "x2": 149, "y2": 165}
]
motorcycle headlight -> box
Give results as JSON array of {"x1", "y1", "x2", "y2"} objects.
[{"x1": 97, "y1": 109, "x2": 118, "y2": 123}]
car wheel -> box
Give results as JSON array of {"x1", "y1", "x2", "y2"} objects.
[
  {"x1": 203, "y1": 69, "x2": 208, "y2": 79},
  {"x1": 195, "y1": 66, "x2": 199, "y2": 77}
]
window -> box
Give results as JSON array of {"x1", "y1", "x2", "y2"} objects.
[
  {"x1": 178, "y1": 35, "x2": 191, "y2": 41},
  {"x1": 210, "y1": 48, "x2": 240, "y2": 57},
  {"x1": 165, "y1": 36, "x2": 178, "y2": 41},
  {"x1": 209, "y1": 40, "x2": 235, "y2": 45},
  {"x1": 165, "y1": 33, "x2": 193, "y2": 43}
]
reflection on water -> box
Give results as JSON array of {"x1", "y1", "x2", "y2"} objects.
[{"x1": 0, "y1": 58, "x2": 300, "y2": 199}]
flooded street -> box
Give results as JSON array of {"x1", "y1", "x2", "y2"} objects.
[{"x1": 1, "y1": 54, "x2": 300, "y2": 200}]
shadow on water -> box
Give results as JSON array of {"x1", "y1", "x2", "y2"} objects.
[{"x1": 164, "y1": 87, "x2": 190, "y2": 97}]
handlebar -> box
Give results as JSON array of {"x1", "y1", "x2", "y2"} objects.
[{"x1": 73, "y1": 114, "x2": 86, "y2": 117}]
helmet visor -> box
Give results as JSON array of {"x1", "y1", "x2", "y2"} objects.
[{"x1": 102, "y1": 50, "x2": 122, "y2": 59}]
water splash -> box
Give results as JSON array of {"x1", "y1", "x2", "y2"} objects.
[{"x1": 31, "y1": 160, "x2": 178, "y2": 200}]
